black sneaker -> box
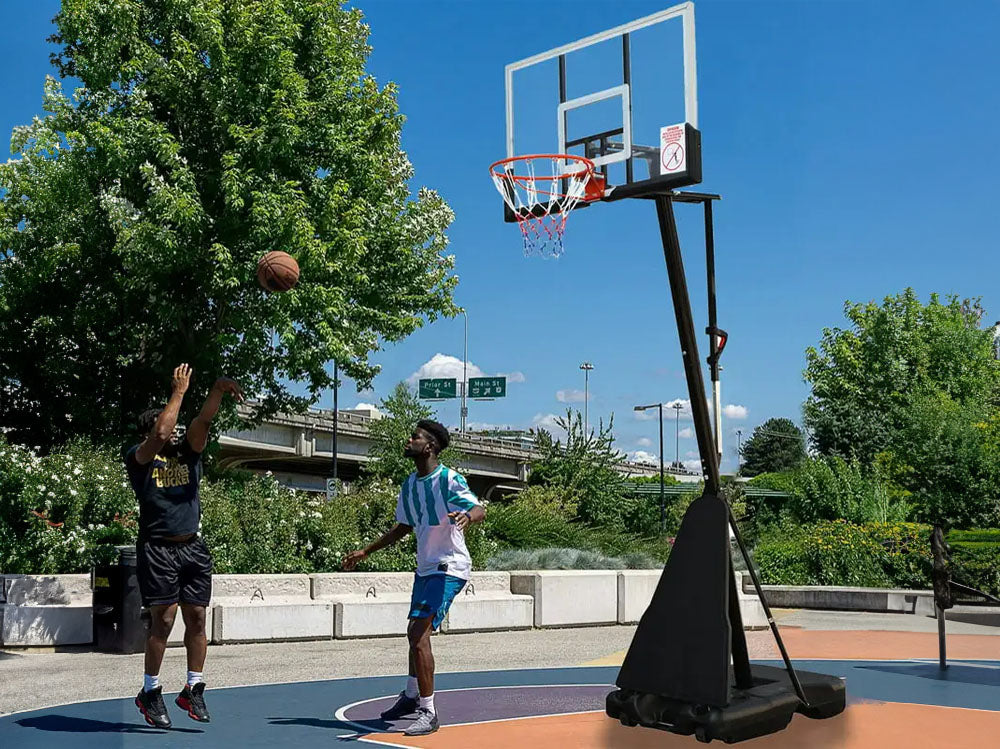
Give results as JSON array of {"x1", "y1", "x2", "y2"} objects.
[
  {"x1": 403, "y1": 707, "x2": 439, "y2": 736},
  {"x1": 176, "y1": 682, "x2": 211, "y2": 723},
  {"x1": 379, "y1": 691, "x2": 418, "y2": 720},
  {"x1": 135, "y1": 686, "x2": 172, "y2": 729}
]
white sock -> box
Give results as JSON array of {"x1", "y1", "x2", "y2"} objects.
[
  {"x1": 143, "y1": 674, "x2": 160, "y2": 693},
  {"x1": 187, "y1": 671, "x2": 204, "y2": 688},
  {"x1": 418, "y1": 694, "x2": 435, "y2": 714},
  {"x1": 405, "y1": 677, "x2": 419, "y2": 699}
]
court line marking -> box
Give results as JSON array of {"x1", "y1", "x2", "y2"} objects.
[{"x1": 333, "y1": 683, "x2": 614, "y2": 734}]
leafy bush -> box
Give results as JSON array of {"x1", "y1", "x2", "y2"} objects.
[
  {"x1": 200, "y1": 471, "x2": 312, "y2": 574},
  {"x1": 754, "y1": 520, "x2": 933, "y2": 588},
  {"x1": 0, "y1": 437, "x2": 138, "y2": 573}
]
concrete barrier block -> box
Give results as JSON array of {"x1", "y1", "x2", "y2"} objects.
[
  {"x1": 212, "y1": 602, "x2": 333, "y2": 643},
  {"x1": 747, "y1": 580, "x2": 935, "y2": 614},
  {"x1": 510, "y1": 571, "x2": 618, "y2": 628},
  {"x1": 734, "y1": 572, "x2": 767, "y2": 630},
  {"x1": 335, "y1": 596, "x2": 412, "y2": 638},
  {"x1": 3, "y1": 575, "x2": 92, "y2": 606},
  {"x1": 1, "y1": 604, "x2": 92, "y2": 646},
  {"x1": 311, "y1": 572, "x2": 414, "y2": 600},
  {"x1": 166, "y1": 607, "x2": 215, "y2": 646},
  {"x1": 617, "y1": 570, "x2": 662, "y2": 624},
  {"x1": 442, "y1": 593, "x2": 534, "y2": 633},
  {"x1": 211, "y1": 574, "x2": 312, "y2": 604}
]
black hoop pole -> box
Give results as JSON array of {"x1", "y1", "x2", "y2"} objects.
[
  {"x1": 655, "y1": 193, "x2": 810, "y2": 708},
  {"x1": 654, "y1": 195, "x2": 719, "y2": 492}
]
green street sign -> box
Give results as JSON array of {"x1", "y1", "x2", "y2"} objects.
[
  {"x1": 469, "y1": 376, "x2": 507, "y2": 399},
  {"x1": 418, "y1": 378, "x2": 457, "y2": 399}
]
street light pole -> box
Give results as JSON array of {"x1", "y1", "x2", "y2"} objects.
[
  {"x1": 736, "y1": 428, "x2": 743, "y2": 470},
  {"x1": 635, "y1": 402, "x2": 667, "y2": 531},
  {"x1": 461, "y1": 308, "x2": 468, "y2": 434},
  {"x1": 672, "y1": 401, "x2": 683, "y2": 468},
  {"x1": 580, "y1": 361, "x2": 594, "y2": 435},
  {"x1": 330, "y1": 359, "x2": 339, "y2": 500}
]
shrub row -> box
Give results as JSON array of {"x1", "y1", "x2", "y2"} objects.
[{"x1": 754, "y1": 520, "x2": 1000, "y2": 596}]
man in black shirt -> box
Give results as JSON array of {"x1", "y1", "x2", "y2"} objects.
[{"x1": 125, "y1": 363, "x2": 243, "y2": 729}]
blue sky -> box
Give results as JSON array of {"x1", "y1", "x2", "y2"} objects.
[{"x1": 3, "y1": 1, "x2": 999, "y2": 472}]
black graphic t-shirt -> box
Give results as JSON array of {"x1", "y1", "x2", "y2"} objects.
[{"x1": 125, "y1": 440, "x2": 204, "y2": 539}]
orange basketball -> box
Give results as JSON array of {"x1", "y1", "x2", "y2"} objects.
[{"x1": 257, "y1": 251, "x2": 300, "y2": 292}]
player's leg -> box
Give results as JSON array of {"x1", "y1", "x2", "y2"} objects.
[
  {"x1": 175, "y1": 538, "x2": 213, "y2": 722},
  {"x1": 135, "y1": 539, "x2": 179, "y2": 729},
  {"x1": 402, "y1": 574, "x2": 466, "y2": 736}
]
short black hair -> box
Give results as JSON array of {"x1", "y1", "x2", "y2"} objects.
[
  {"x1": 137, "y1": 408, "x2": 161, "y2": 434},
  {"x1": 416, "y1": 419, "x2": 450, "y2": 453}
]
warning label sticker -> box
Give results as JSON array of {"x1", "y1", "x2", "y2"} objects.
[{"x1": 660, "y1": 124, "x2": 687, "y2": 174}]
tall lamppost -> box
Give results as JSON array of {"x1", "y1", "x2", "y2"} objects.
[
  {"x1": 671, "y1": 401, "x2": 683, "y2": 468},
  {"x1": 460, "y1": 308, "x2": 469, "y2": 433},
  {"x1": 736, "y1": 428, "x2": 743, "y2": 470},
  {"x1": 580, "y1": 361, "x2": 594, "y2": 435},
  {"x1": 635, "y1": 402, "x2": 666, "y2": 530},
  {"x1": 329, "y1": 359, "x2": 339, "y2": 500}
]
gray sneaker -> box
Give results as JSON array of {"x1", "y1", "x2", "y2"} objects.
[
  {"x1": 403, "y1": 707, "x2": 439, "y2": 736},
  {"x1": 380, "y1": 692, "x2": 418, "y2": 720}
]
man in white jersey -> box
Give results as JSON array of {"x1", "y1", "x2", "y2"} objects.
[{"x1": 342, "y1": 419, "x2": 484, "y2": 736}]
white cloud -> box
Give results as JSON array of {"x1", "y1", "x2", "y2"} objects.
[
  {"x1": 678, "y1": 427, "x2": 694, "y2": 439},
  {"x1": 499, "y1": 371, "x2": 526, "y2": 383},
  {"x1": 532, "y1": 413, "x2": 564, "y2": 431},
  {"x1": 406, "y1": 353, "x2": 486, "y2": 386},
  {"x1": 723, "y1": 404, "x2": 748, "y2": 419},
  {"x1": 351, "y1": 402, "x2": 380, "y2": 412},
  {"x1": 556, "y1": 389, "x2": 588, "y2": 403},
  {"x1": 681, "y1": 459, "x2": 703, "y2": 472},
  {"x1": 636, "y1": 437, "x2": 652, "y2": 447},
  {"x1": 629, "y1": 450, "x2": 659, "y2": 465}
]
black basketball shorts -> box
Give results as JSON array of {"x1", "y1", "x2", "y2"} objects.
[{"x1": 136, "y1": 536, "x2": 213, "y2": 608}]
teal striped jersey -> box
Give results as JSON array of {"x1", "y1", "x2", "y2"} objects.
[{"x1": 395, "y1": 465, "x2": 481, "y2": 580}]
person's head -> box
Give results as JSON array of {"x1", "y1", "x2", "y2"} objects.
[
  {"x1": 137, "y1": 408, "x2": 186, "y2": 456},
  {"x1": 403, "y1": 419, "x2": 449, "y2": 461}
]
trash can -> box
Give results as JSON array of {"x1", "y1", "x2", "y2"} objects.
[{"x1": 92, "y1": 545, "x2": 147, "y2": 653}]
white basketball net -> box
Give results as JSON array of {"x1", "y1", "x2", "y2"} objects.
[{"x1": 490, "y1": 156, "x2": 597, "y2": 258}]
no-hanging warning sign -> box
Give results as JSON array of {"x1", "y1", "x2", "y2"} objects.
[{"x1": 660, "y1": 124, "x2": 687, "y2": 175}]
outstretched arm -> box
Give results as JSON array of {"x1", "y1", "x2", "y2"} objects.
[
  {"x1": 342, "y1": 524, "x2": 413, "y2": 570},
  {"x1": 134, "y1": 364, "x2": 192, "y2": 465},
  {"x1": 186, "y1": 377, "x2": 245, "y2": 453}
]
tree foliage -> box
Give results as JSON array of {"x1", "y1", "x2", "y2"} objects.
[
  {"x1": 803, "y1": 289, "x2": 1000, "y2": 462},
  {"x1": 528, "y1": 410, "x2": 641, "y2": 529},
  {"x1": 802, "y1": 289, "x2": 1000, "y2": 527},
  {"x1": 0, "y1": 0, "x2": 457, "y2": 450},
  {"x1": 364, "y1": 381, "x2": 462, "y2": 485},
  {"x1": 739, "y1": 417, "x2": 806, "y2": 477}
]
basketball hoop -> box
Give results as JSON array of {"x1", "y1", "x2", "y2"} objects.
[{"x1": 489, "y1": 154, "x2": 605, "y2": 257}]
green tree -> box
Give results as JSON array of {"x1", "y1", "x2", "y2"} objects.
[
  {"x1": 0, "y1": 0, "x2": 457, "y2": 451},
  {"x1": 739, "y1": 417, "x2": 807, "y2": 477},
  {"x1": 803, "y1": 289, "x2": 1000, "y2": 462},
  {"x1": 527, "y1": 410, "x2": 657, "y2": 532},
  {"x1": 365, "y1": 381, "x2": 462, "y2": 485},
  {"x1": 802, "y1": 289, "x2": 1000, "y2": 527}
]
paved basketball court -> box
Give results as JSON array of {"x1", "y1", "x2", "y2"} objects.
[{"x1": 2, "y1": 610, "x2": 998, "y2": 747}]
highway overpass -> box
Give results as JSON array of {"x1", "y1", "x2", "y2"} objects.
[{"x1": 218, "y1": 406, "x2": 701, "y2": 497}]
